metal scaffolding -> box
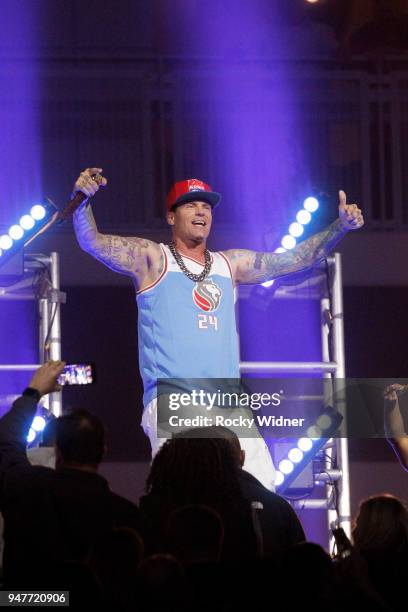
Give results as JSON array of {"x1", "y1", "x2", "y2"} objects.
[
  {"x1": 0, "y1": 252, "x2": 64, "y2": 416},
  {"x1": 1, "y1": 249, "x2": 349, "y2": 544},
  {"x1": 239, "y1": 253, "x2": 350, "y2": 545}
]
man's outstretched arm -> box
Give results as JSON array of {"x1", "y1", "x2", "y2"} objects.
[
  {"x1": 224, "y1": 190, "x2": 363, "y2": 285},
  {"x1": 72, "y1": 168, "x2": 163, "y2": 287},
  {"x1": 384, "y1": 384, "x2": 408, "y2": 471}
]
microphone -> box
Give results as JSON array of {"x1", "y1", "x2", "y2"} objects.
[{"x1": 57, "y1": 173, "x2": 104, "y2": 224}]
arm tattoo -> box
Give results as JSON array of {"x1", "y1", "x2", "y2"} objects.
[
  {"x1": 254, "y1": 252, "x2": 263, "y2": 270},
  {"x1": 233, "y1": 219, "x2": 348, "y2": 284},
  {"x1": 73, "y1": 203, "x2": 99, "y2": 248},
  {"x1": 73, "y1": 203, "x2": 154, "y2": 276}
]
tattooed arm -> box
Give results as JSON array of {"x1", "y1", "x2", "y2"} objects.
[
  {"x1": 225, "y1": 219, "x2": 347, "y2": 285},
  {"x1": 384, "y1": 385, "x2": 408, "y2": 471},
  {"x1": 224, "y1": 190, "x2": 364, "y2": 285},
  {"x1": 72, "y1": 168, "x2": 163, "y2": 289}
]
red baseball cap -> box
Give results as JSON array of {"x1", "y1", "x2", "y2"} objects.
[{"x1": 166, "y1": 178, "x2": 221, "y2": 212}]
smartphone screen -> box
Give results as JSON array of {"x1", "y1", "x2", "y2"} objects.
[{"x1": 57, "y1": 363, "x2": 95, "y2": 386}]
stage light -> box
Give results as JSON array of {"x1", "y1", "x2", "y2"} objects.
[
  {"x1": 279, "y1": 459, "x2": 294, "y2": 475},
  {"x1": 275, "y1": 471, "x2": 284, "y2": 486},
  {"x1": 316, "y1": 414, "x2": 332, "y2": 430},
  {"x1": 0, "y1": 235, "x2": 13, "y2": 250},
  {"x1": 296, "y1": 210, "x2": 312, "y2": 225},
  {"x1": 281, "y1": 235, "x2": 296, "y2": 250},
  {"x1": 303, "y1": 196, "x2": 319, "y2": 212},
  {"x1": 288, "y1": 447, "x2": 304, "y2": 463},
  {"x1": 306, "y1": 425, "x2": 322, "y2": 439},
  {"x1": 9, "y1": 225, "x2": 24, "y2": 240},
  {"x1": 0, "y1": 198, "x2": 59, "y2": 271},
  {"x1": 263, "y1": 193, "x2": 320, "y2": 292},
  {"x1": 32, "y1": 415, "x2": 46, "y2": 432},
  {"x1": 275, "y1": 409, "x2": 343, "y2": 494},
  {"x1": 289, "y1": 222, "x2": 304, "y2": 238},
  {"x1": 27, "y1": 428, "x2": 36, "y2": 443},
  {"x1": 298, "y1": 437, "x2": 313, "y2": 452},
  {"x1": 20, "y1": 214, "x2": 35, "y2": 230},
  {"x1": 30, "y1": 204, "x2": 46, "y2": 220}
]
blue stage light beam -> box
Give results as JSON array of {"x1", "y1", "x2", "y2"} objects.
[{"x1": 0, "y1": 199, "x2": 59, "y2": 269}]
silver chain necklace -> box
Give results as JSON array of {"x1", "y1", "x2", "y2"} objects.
[{"x1": 169, "y1": 241, "x2": 212, "y2": 282}]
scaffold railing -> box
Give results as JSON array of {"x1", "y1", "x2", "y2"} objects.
[
  {"x1": 0, "y1": 252, "x2": 64, "y2": 416},
  {"x1": 239, "y1": 253, "x2": 350, "y2": 547}
]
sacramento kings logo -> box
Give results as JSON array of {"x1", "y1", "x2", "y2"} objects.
[{"x1": 193, "y1": 278, "x2": 222, "y2": 312}]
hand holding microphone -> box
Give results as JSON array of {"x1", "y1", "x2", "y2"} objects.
[{"x1": 57, "y1": 167, "x2": 108, "y2": 223}]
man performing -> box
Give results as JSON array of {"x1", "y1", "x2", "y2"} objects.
[{"x1": 72, "y1": 168, "x2": 364, "y2": 490}]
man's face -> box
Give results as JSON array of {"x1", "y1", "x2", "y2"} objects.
[{"x1": 167, "y1": 200, "x2": 213, "y2": 243}]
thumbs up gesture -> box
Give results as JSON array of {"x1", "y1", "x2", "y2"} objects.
[
  {"x1": 338, "y1": 190, "x2": 364, "y2": 230},
  {"x1": 384, "y1": 384, "x2": 408, "y2": 401}
]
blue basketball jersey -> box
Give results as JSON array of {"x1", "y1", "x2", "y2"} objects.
[{"x1": 137, "y1": 244, "x2": 240, "y2": 407}]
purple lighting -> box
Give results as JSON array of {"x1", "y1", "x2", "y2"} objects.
[
  {"x1": 0, "y1": 0, "x2": 40, "y2": 407},
  {"x1": 0, "y1": 1, "x2": 42, "y2": 227},
  {"x1": 159, "y1": 1, "x2": 305, "y2": 241}
]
